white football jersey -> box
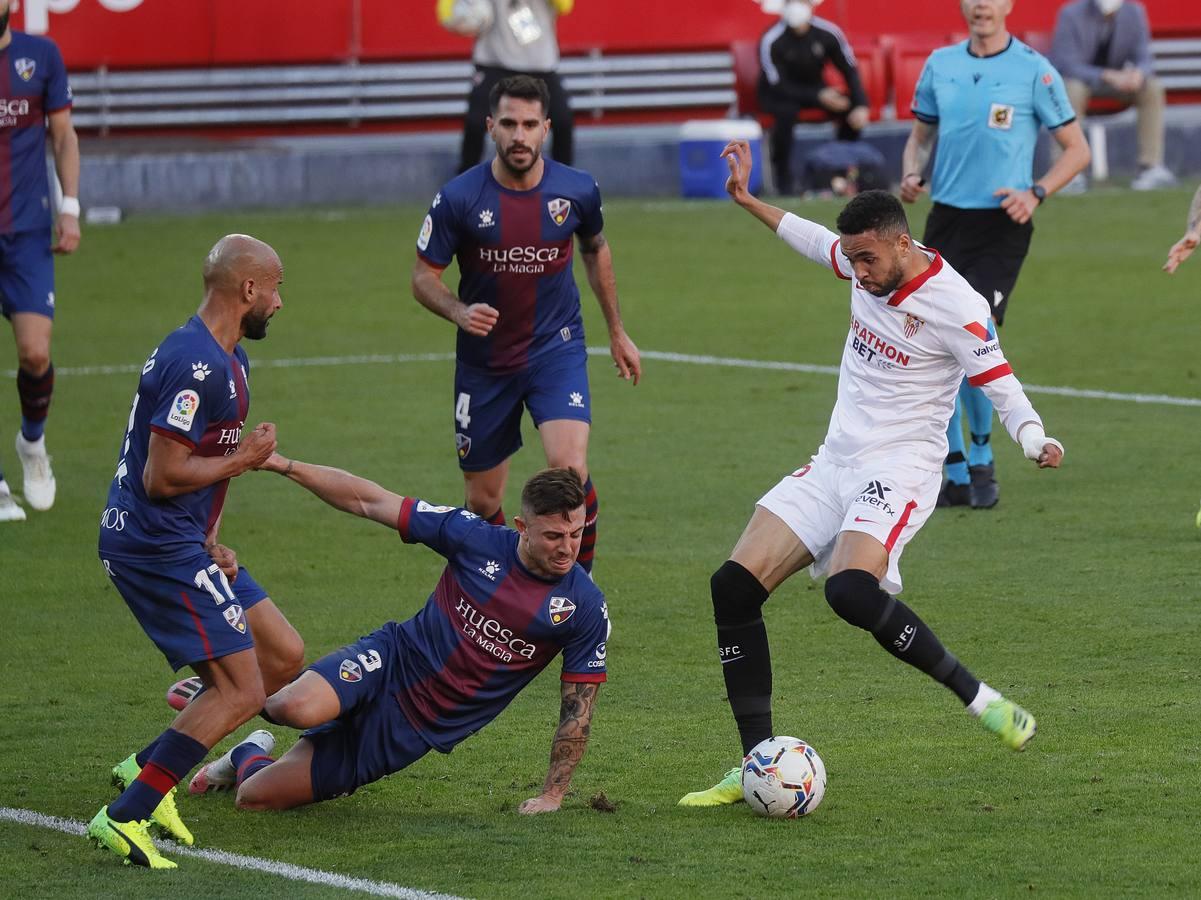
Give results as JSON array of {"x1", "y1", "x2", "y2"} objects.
[{"x1": 776, "y1": 213, "x2": 1042, "y2": 473}]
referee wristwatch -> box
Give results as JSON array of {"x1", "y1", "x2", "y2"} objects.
[{"x1": 1031, "y1": 183, "x2": 1047, "y2": 204}]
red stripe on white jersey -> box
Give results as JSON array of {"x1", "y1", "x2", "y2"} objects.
[
  {"x1": 887, "y1": 248, "x2": 943, "y2": 306},
  {"x1": 968, "y1": 363, "x2": 1013, "y2": 387},
  {"x1": 829, "y1": 240, "x2": 852, "y2": 279},
  {"x1": 884, "y1": 500, "x2": 918, "y2": 552},
  {"x1": 962, "y1": 321, "x2": 991, "y2": 342}
]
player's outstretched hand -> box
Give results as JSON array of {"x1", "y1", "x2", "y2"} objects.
[
  {"x1": 54, "y1": 212, "x2": 81, "y2": 254},
  {"x1": 457, "y1": 302, "x2": 499, "y2": 337},
  {"x1": 610, "y1": 329, "x2": 641, "y2": 385},
  {"x1": 518, "y1": 794, "x2": 562, "y2": 815},
  {"x1": 237, "y1": 422, "x2": 278, "y2": 471},
  {"x1": 1036, "y1": 441, "x2": 1063, "y2": 469},
  {"x1": 721, "y1": 139, "x2": 754, "y2": 201},
  {"x1": 1163, "y1": 232, "x2": 1199, "y2": 273},
  {"x1": 994, "y1": 187, "x2": 1038, "y2": 225},
  {"x1": 205, "y1": 542, "x2": 239, "y2": 582}
]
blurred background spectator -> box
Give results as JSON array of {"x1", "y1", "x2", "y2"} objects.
[
  {"x1": 440, "y1": 0, "x2": 576, "y2": 172},
  {"x1": 1051, "y1": 0, "x2": 1176, "y2": 191},
  {"x1": 756, "y1": 0, "x2": 869, "y2": 194}
]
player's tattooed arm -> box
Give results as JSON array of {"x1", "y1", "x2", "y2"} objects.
[
  {"x1": 260, "y1": 453, "x2": 406, "y2": 528},
  {"x1": 578, "y1": 231, "x2": 641, "y2": 384},
  {"x1": 577, "y1": 231, "x2": 607, "y2": 254},
  {"x1": 519, "y1": 681, "x2": 600, "y2": 814},
  {"x1": 411, "y1": 256, "x2": 498, "y2": 337}
]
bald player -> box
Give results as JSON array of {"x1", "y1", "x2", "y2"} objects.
[{"x1": 89, "y1": 235, "x2": 304, "y2": 870}]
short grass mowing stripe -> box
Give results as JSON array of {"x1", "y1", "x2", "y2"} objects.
[{"x1": 0, "y1": 807, "x2": 466, "y2": 900}]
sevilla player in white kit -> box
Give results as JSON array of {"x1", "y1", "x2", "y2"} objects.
[{"x1": 680, "y1": 141, "x2": 1064, "y2": 808}]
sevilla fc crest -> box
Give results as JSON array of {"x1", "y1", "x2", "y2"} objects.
[
  {"x1": 547, "y1": 198, "x2": 571, "y2": 226},
  {"x1": 15, "y1": 58, "x2": 35, "y2": 82},
  {"x1": 549, "y1": 595, "x2": 576, "y2": 625},
  {"x1": 339, "y1": 659, "x2": 362, "y2": 682},
  {"x1": 903, "y1": 313, "x2": 924, "y2": 339}
]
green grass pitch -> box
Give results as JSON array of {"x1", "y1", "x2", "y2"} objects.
[{"x1": 2, "y1": 188, "x2": 1200, "y2": 898}]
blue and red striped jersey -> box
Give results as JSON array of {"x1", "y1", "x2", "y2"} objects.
[
  {"x1": 0, "y1": 31, "x2": 72, "y2": 235},
  {"x1": 99, "y1": 317, "x2": 251, "y2": 560},
  {"x1": 391, "y1": 498, "x2": 609, "y2": 751},
  {"x1": 417, "y1": 159, "x2": 604, "y2": 373}
]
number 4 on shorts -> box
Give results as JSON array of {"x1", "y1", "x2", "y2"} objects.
[{"x1": 456, "y1": 392, "x2": 472, "y2": 429}]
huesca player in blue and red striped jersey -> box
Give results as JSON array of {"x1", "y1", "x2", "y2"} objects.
[
  {"x1": 88, "y1": 236, "x2": 304, "y2": 870},
  {"x1": 0, "y1": 0, "x2": 81, "y2": 522},
  {"x1": 186, "y1": 462, "x2": 608, "y2": 818},
  {"x1": 412, "y1": 73, "x2": 640, "y2": 574}
]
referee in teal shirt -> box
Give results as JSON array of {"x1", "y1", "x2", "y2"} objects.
[{"x1": 901, "y1": 0, "x2": 1089, "y2": 509}]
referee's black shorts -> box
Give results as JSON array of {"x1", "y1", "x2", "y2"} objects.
[{"x1": 921, "y1": 203, "x2": 1033, "y2": 326}]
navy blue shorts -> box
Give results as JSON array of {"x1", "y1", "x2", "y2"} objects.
[
  {"x1": 453, "y1": 345, "x2": 591, "y2": 472},
  {"x1": 0, "y1": 229, "x2": 55, "y2": 320},
  {"x1": 99, "y1": 551, "x2": 270, "y2": 671},
  {"x1": 303, "y1": 622, "x2": 433, "y2": 801}
]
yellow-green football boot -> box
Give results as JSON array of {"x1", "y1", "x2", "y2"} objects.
[
  {"x1": 678, "y1": 767, "x2": 743, "y2": 807},
  {"x1": 980, "y1": 698, "x2": 1037, "y2": 751},
  {"x1": 87, "y1": 806, "x2": 177, "y2": 869},
  {"x1": 111, "y1": 753, "x2": 194, "y2": 845}
]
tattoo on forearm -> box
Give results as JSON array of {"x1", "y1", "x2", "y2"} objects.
[
  {"x1": 1187, "y1": 186, "x2": 1201, "y2": 234},
  {"x1": 542, "y1": 682, "x2": 597, "y2": 793}
]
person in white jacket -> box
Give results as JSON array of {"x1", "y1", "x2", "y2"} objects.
[{"x1": 680, "y1": 140, "x2": 1063, "y2": 809}]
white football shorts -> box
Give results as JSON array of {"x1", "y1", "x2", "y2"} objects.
[{"x1": 756, "y1": 447, "x2": 941, "y2": 594}]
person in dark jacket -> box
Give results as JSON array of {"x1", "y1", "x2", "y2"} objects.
[{"x1": 757, "y1": 1, "x2": 869, "y2": 194}]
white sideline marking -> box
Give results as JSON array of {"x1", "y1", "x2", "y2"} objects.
[
  {"x1": 5, "y1": 347, "x2": 1200, "y2": 409},
  {"x1": 0, "y1": 806, "x2": 464, "y2": 900}
]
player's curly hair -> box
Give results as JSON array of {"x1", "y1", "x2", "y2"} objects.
[
  {"x1": 490, "y1": 74, "x2": 551, "y2": 117},
  {"x1": 521, "y1": 468, "x2": 587, "y2": 519},
  {"x1": 836, "y1": 190, "x2": 911, "y2": 239}
]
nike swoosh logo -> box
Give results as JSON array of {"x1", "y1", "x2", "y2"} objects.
[
  {"x1": 720, "y1": 655, "x2": 745, "y2": 664},
  {"x1": 853, "y1": 516, "x2": 879, "y2": 524}
]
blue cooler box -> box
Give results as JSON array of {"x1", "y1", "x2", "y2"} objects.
[{"x1": 679, "y1": 119, "x2": 763, "y2": 198}]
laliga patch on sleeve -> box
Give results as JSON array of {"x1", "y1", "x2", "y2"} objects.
[
  {"x1": 167, "y1": 389, "x2": 201, "y2": 432},
  {"x1": 417, "y1": 214, "x2": 433, "y2": 251},
  {"x1": 416, "y1": 500, "x2": 455, "y2": 514},
  {"x1": 988, "y1": 103, "x2": 1014, "y2": 130}
]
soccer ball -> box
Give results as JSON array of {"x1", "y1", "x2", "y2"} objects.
[
  {"x1": 445, "y1": 0, "x2": 495, "y2": 34},
  {"x1": 741, "y1": 736, "x2": 827, "y2": 818}
]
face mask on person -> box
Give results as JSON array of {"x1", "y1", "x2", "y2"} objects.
[
  {"x1": 1095, "y1": 0, "x2": 1123, "y2": 14},
  {"x1": 783, "y1": 1, "x2": 813, "y2": 28}
]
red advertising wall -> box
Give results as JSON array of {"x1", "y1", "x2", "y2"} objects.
[{"x1": 19, "y1": 0, "x2": 1201, "y2": 71}]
